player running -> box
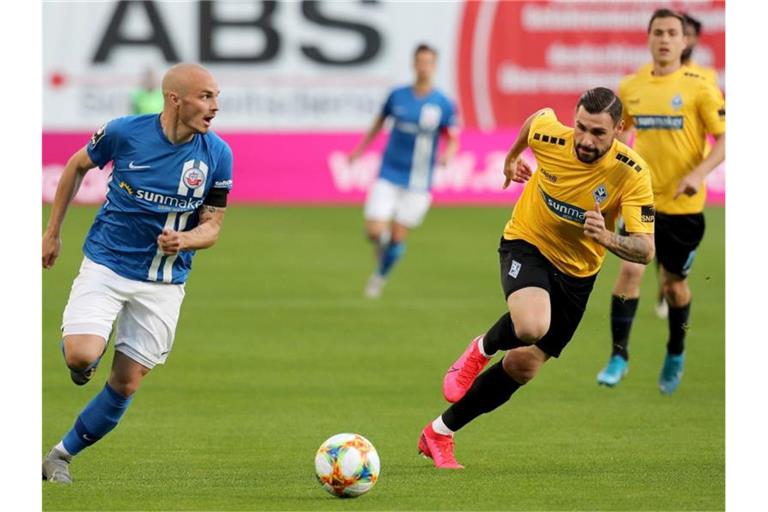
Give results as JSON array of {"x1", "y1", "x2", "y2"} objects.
[
  {"x1": 349, "y1": 43, "x2": 459, "y2": 298},
  {"x1": 637, "y1": 11, "x2": 720, "y2": 319},
  {"x1": 42, "y1": 63, "x2": 233, "y2": 483},
  {"x1": 596, "y1": 9, "x2": 725, "y2": 392},
  {"x1": 418, "y1": 87, "x2": 655, "y2": 468}
]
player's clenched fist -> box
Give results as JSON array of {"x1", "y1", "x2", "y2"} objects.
[
  {"x1": 42, "y1": 233, "x2": 61, "y2": 269},
  {"x1": 158, "y1": 228, "x2": 184, "y2": 255},
  {"x1": 583, "y1": 202, "x2": 607, "y2": 244},
  {"x1": 503, "y1": 153, "x2": 532, "y2": 189}
]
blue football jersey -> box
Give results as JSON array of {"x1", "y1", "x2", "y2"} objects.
[
  {"x1": 84, "y1": 114, "x2": 233, "y2": 284},
  {"x1": 379, "y1": 86, "x2": 456, "y2": 191}
]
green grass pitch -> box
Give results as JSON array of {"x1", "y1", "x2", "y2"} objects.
[{"x1": 43, "y1": 205, "x2": 724, "y2": 511}]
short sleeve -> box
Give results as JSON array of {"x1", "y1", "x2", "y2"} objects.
[
  {"x1": 441, "y1": 99, "x2": 458, "y2": 129},
  {"x1": 380, "y1": 90, "x2": 396, "y2": 118},
  {"x1": 86, "y1": 118, "x2": 124, "y2": 169},
  {"x1": 527, "y1": 108, "x2": 559, "y2": 147},
  {"x1": 211, "y1": 144, "x2": 233, "y2": 191},
  {"x1": 621, "y1": 170, "x2": 655, "y2": 234},
  {"x1": 697, "y1": 81, "x2": 725, "y2": 137}
]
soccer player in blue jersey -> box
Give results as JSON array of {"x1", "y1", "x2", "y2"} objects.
[
  {"x1": 349, "y1": 43, "x2": 459, "y2": 298},
  {"x1": 41, "y1": 63, "x2": 233, "y2": 483}
]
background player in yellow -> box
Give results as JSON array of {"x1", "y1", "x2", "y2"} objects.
[
  {"x1": 417, "y1": 88, "x2": 655, "y2": 469},
  {"x1": 596, "y1": 9, "x2": 725, "y2": 393},
  {"x1": 652, "y1": 11, "x2": 719, "y2": 319},
  {"x1": 636, "y1": 11, "x2": 719, "y2": 95},
  {"x1": 680, "y1": 12, "x2": 719, "y2": 87}
]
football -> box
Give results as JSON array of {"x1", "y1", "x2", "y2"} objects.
[{"x1": 314, "y1": 433, "x2": 380, "y2": 498}]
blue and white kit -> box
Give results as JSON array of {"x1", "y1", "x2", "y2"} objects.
[
  {"x1": 84, "y1": 114, "x2": 233, "y2": 284},
  {"x1": 62, "y1": 114, "x2": 233, "y2": 368},
  {"x1": 365, "y1": 86, "x2": 456, "y2": 228},
  {"x1": 378, "y1": 86, "x2": 456, "y2": 192}
]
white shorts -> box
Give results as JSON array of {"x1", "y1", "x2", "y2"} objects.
[
  {"x1": 62, "y1": 256, "x2": 186, "y2": 369},
  {"x1": 363, "y1": 178, "x2": 432, "y2": 228}
]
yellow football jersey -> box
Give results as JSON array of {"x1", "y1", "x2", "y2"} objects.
[
  {"x1": 503, "y1": 109, "x2": 655, "y2": 278},
  {"x1": 619, "y1": 65, "x2": 725, "y2": 214},
  {"x1": 686, "y1": 60, "x2": 720, "y2": 87},
  {"x1": 636, "y1": 61, "x2": 720, "y2": 87}
]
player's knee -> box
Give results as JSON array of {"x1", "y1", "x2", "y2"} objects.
[
  {"x1": 62, "y1": 339, "x2": 103, "y2": 370},
  {"x1": 618, "y1": 262, "x2": 645, "y2": 286},
  {"x1": 502, "y1": 351, "x2": 543, "y2": 384},
  {"x1": 390, "y1": 224, "x2": 410, "y2": 243},
  {"x1": 108, "y1": 377, "x2": 141, "y2": 398},
  {"x1": 513, "y1": 318, "x2": 549, "y2": 343},
  {"x1": 664, "y1": 280, "x2": 690, "y2": 307},
  {"x1": 365, "y1": 226, "x2": 388, "y2": 245},
  {"x1": 365, "y1": 229, "x2": 380, "y2": 243}
]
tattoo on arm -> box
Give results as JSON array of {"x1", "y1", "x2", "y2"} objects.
[
  {"x1": 604, "y1": 233, "x2": 652, "y2": 264},
  {"x1": 199, "y1": 205, "x2": 218, "y2": 222}
]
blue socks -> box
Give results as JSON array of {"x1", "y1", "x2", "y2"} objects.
[
  {"x1": 62, "y1": 383, "x2": 133, "y2": 456},
  {"x1": 377, "y1": 241, "x2": 406, "y2": 277}
]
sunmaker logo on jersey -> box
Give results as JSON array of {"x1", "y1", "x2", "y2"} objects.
[
  {"x1": 634, "y1": 115, "x2": 684, "y2": 130},
  {"x1": 127, "y1": 159, "x2": 208, "y2": 211},
  {"x1": 539, "y1": 186, "x2": 586, "y2": 224},
  {"x1": 135, "y1": 189, "x2": 204, "y2": 210}
]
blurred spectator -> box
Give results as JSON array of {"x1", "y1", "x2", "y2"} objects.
[{"x1": 131, "y1": 67, "x2": 164, "y2": 114}]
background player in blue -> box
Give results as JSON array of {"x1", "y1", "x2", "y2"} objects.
[
  {"x1": 41, "y1": 63, "x2": 233, "y2": 483},
  {"x1": 349, "y1": 44, "x2": 459, "y2": 298}
]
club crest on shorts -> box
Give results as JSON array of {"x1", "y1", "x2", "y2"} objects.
[
  {"x1": 593, "y1": 184, "x2": 608, "y2": 204},
  {"x1": 509, "y1": 260, "x2": 522, "y2": 278}
]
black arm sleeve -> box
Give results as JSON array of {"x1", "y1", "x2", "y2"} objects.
[{"x1": 203, "y1": 187, "x2": 229, "y2": 207}]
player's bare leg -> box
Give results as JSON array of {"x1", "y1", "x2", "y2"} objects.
[
  {"x1": 108, "y1": 351, "x2": 151, "y2": 397},
  {"x1": 62, "y1": 334, "x2": 108, "y2": 385},
  {"x1": 364, "y1": 221, "x2": 409, "y2": 298},
  {"x1": 43, "y1": 352, "x2": 150, "y2": 483},
  {"x1": 598, "y1": 261, "x2": 646, "y2": 387},
  {"x1": 507, "y1": 287, "x2": 551, "y2": 342},
  {"x1": 658, "y1": 267, "x2": 690, "y2": 394},
  {"x1": 365, "y1": 219, "x2": 391, "y2": 260}
]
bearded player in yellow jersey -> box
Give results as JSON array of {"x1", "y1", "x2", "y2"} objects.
[
  {"x1": 596, "y1": 9, "x2": 725, "y2": 394},
  {"x1": 416, "y1": 88, "x2": 655, "y2": 469}
]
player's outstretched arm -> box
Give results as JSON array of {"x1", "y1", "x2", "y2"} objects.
[
  {"x1": 42, "y1": 146, "x2": 96, "y2": 269},
  {"x1": 583, "y1": 202, "x2": 655, "y2": 264},
  {"x1": 438, "y1": 127, "x2": 460, "y2": 166},
  {"x1": 674, "y1": 133, "x2": 725, "y2": 199},
  {"x1": 157, "y1": 205, "x2": 226, "y2": 256},
  {"x1": 348, "y1": 115, "x2": 386, "y2": 163},
  {"x1": 502, "y1": 110, "x2": 545, "y2": 188}
]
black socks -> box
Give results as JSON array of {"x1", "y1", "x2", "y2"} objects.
[
  {"x1": 610, "y1": 295, "x2": 639, "y2": 360},
  {"x1": 481, "y1": 313, "x2": 526, "y2": 355},
  {"x1": 442, "y1": 362, "x2": 522, "y2": 432},
  {"x1": 667, "y1": 302, "x2": 691, "y2": 355}
]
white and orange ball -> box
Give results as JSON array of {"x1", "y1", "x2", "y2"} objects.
[{"x1": 314, "y1": 433, "x2": 380, "y2": 498}]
